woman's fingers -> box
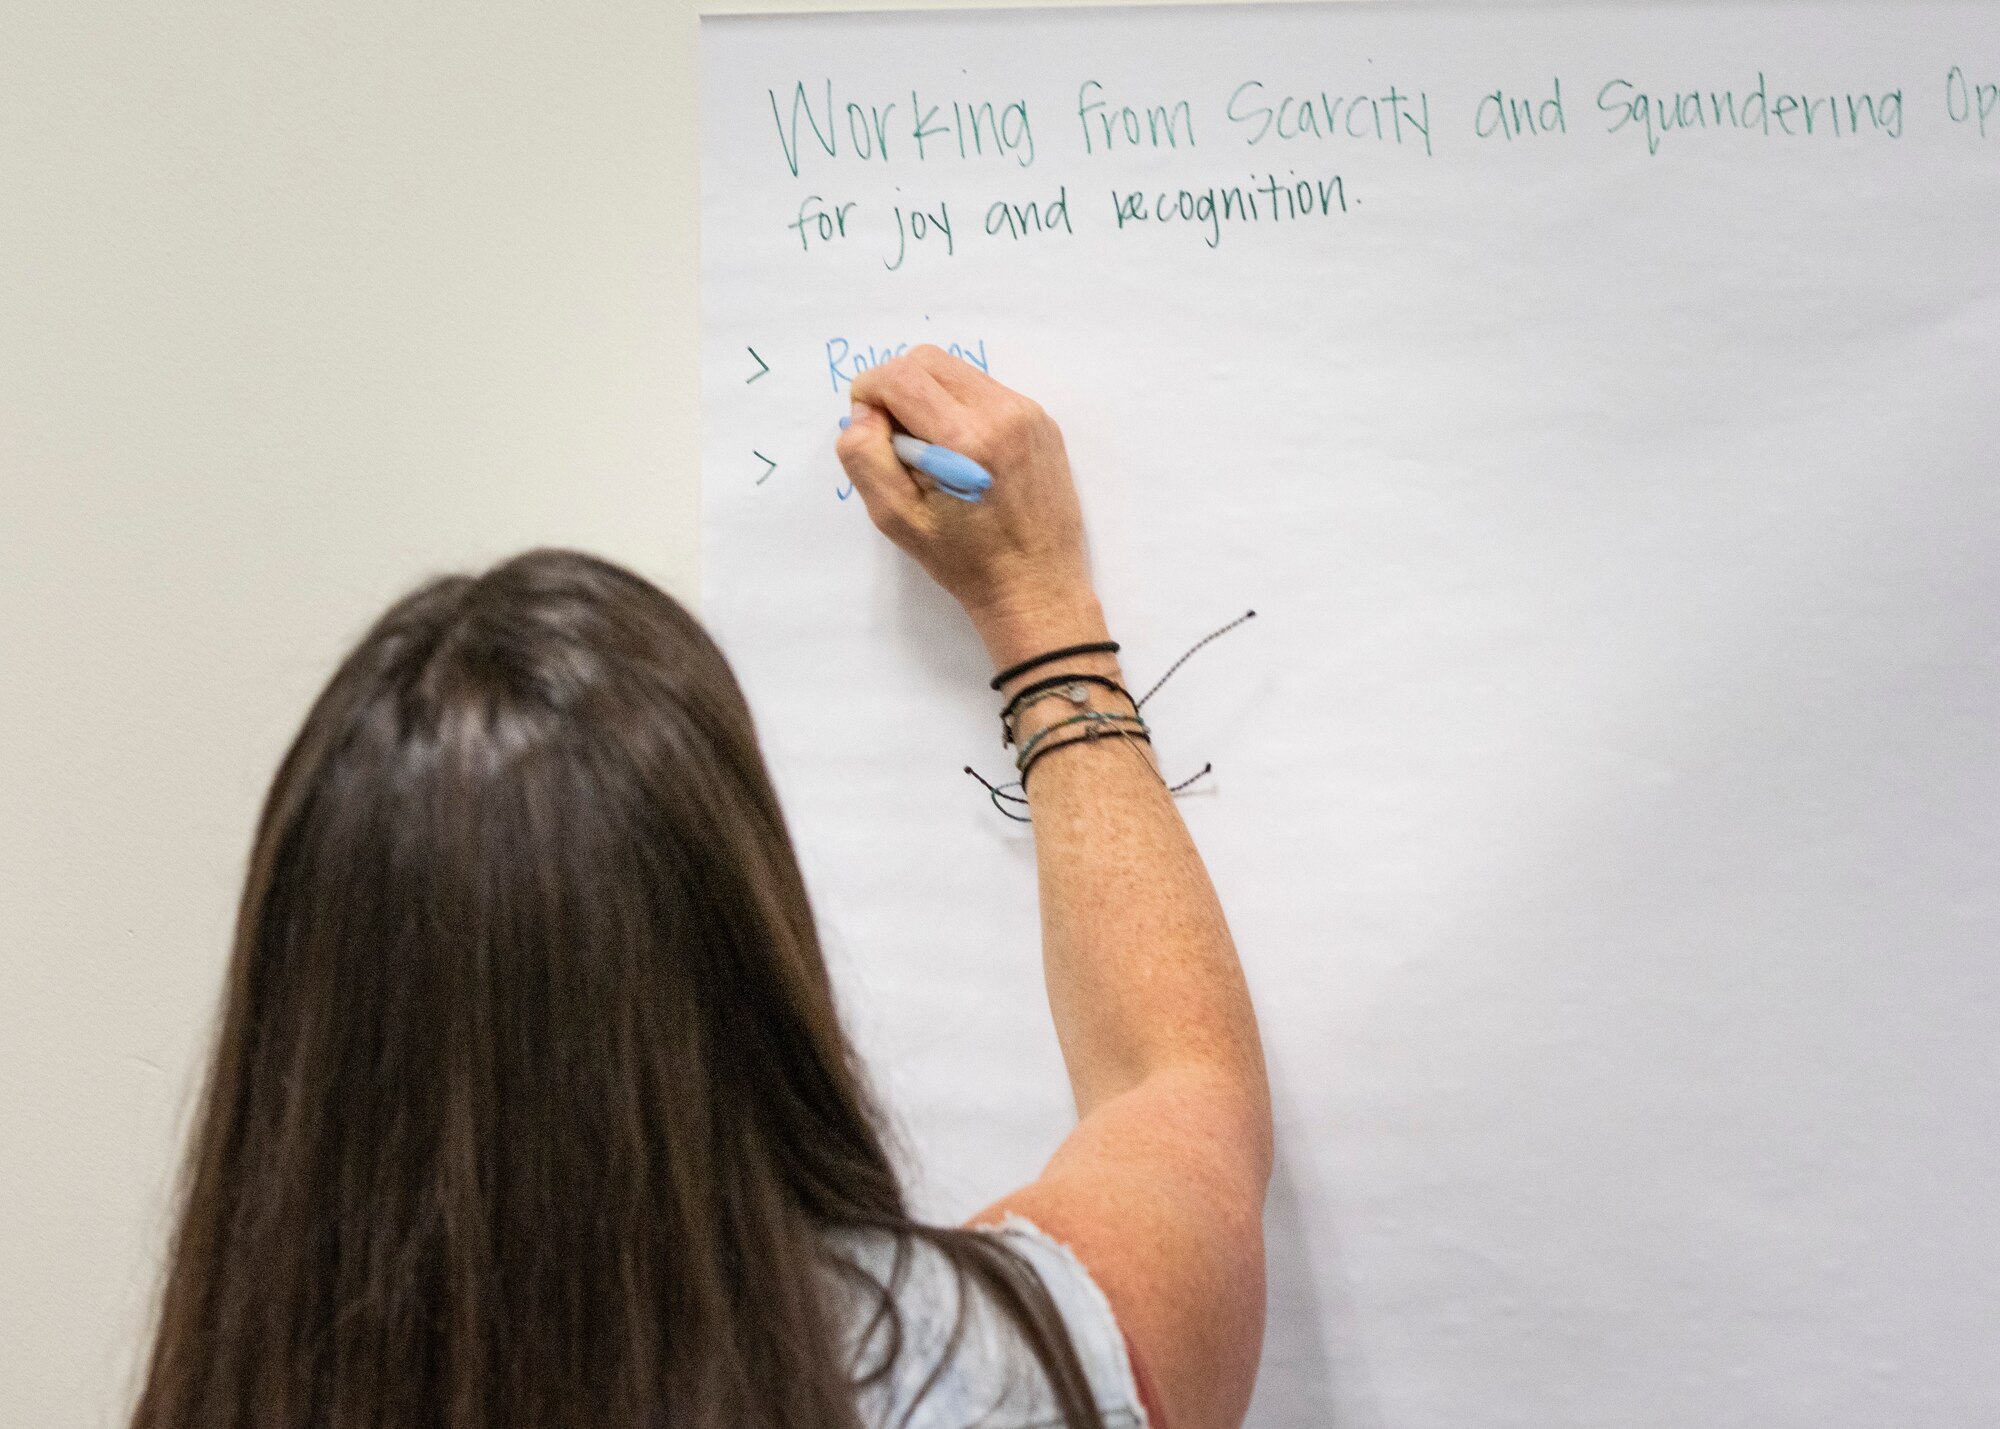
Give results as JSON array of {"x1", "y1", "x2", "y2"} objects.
[
  {"x1": 848, "y1": 356, "x2": 972, "y2": 451},
  {"x1": 905, "y1": 344, "x2": 1023, "y2": 417},
  {"x1": 905, "y1": 342, "x2": 992, "y2": 399},
  {"x1": 836, "y1": 401, "x2": 928, "y2": 546}
]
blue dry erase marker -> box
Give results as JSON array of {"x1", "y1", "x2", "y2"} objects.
[{"x1": 838, "y1": 417, "x2": 992, "y2": 502}]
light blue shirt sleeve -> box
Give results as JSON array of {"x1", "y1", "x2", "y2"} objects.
[{"x1": 830, "y1": 1215, "x2": 1151, "y2": 1429}]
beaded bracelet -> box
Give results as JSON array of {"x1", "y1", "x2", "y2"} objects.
[
  {"x1": 1019, "y1": 722, "x2": 1154, "y2": 792},
  {"x1": 1013, "y1": 709, "x2": 1148, "y2": 770}
]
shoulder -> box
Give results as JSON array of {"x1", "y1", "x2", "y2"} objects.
[
  {"x1": 825, "y1": 1217, "x2": 1150, "y2": 1429},
  {"x1": 981, "y1": 1212, "x2": 1150, "y2": 1420}
]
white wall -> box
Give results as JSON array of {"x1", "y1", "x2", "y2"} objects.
[{"x1": 0, "y1": 2, "x2": 1271, "y2": 1424}]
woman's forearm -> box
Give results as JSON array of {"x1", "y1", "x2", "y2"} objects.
[{"x1": 984, "y1": 601, "x2": 1271, "y2": 1161}]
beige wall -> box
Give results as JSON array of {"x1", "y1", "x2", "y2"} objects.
[{"x1": 0, "y1": 1, "x2": 1287, "y2": 1423}]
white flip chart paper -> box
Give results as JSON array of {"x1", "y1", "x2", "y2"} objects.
[{"x1": 701, "y1": 5, "x2": 2000, "y2": 1423}]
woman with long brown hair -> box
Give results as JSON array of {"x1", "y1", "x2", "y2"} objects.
[{"x1": 131, "y1": 348, "x2": 1272, "y2": 1429}]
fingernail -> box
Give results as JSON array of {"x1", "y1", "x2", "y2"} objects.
[{"x1": 838, "y1": 416, "x2": 851, "y2": 430}]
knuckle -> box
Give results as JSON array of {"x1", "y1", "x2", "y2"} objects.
[
  {"x1": 959, "y1": 426, "x2": 1003, "y2": 469},
  {"x1": 878, "y1": 362, "x2": 924, "y2": 400},
  {"x1": 975, "y1": 401, "x2": 1041, "y2": 465},
  {"x1": 854, "y1": 361, "x2": 902, "y2": 397}
]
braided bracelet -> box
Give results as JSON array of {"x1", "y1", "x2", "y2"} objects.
[
  {"x1": 1014, "y1": 709, "x2": 1148, "y2": 770},
  {"x1": 1001, "y1": 673, "x2": 1136, "y2": 746},
  {"x1": 1019, "y1": 722, "x2": 1154, "y2": 792}
]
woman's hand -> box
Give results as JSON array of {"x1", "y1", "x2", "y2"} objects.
[{"x1": 836, "y1": 346, "x2": 1107, "y2": 672}]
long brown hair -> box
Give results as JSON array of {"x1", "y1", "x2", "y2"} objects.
[{"x1": 133, "y1": 549, "x2": 1107, "y2": 1429}]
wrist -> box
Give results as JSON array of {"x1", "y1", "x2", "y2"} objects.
[{"x1": 969, "y1": 586, "x2": 1110, "y2": 675}]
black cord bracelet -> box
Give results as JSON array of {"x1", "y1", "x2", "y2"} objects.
[
  {"x1": 1018, "y1": 723, "x2": 1153, "y2": 792},
  {"x1": 967, "y1": 608, "x2": 1253, "y2": 820},
  {"x1": 988, "y1": 640, "x2": 1121, "y2": 691}
]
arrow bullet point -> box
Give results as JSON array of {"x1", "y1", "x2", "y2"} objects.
[
  {"x1": 745, "y1": 347, "x2": 769, "y2": 383},
  {"x1": 753, "y1": 451, "x2": 777, "y2": 484}
]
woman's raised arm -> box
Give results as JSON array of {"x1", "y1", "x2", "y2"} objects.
[{"x1": 837, "y1": 347, "x2": 1273, "y2": 1429}]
